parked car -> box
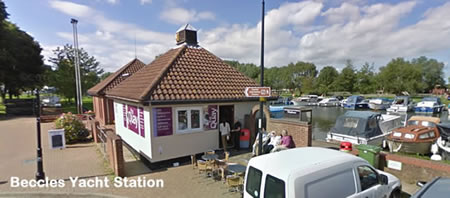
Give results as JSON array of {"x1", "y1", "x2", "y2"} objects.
[
  {"x1": 411, "y1": 177, "x2": 450, "y2": 198},
  {"x1": 244, "y1": 147, "x2": 401, "y2": 198}
]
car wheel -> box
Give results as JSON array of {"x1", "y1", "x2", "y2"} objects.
[{"x1": 389, "y1": 189, "x2": 401, "y2": 198}]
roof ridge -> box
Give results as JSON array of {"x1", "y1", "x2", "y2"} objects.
[
  {"x1": 87, "y1": 58, "x2": 144, "y2": 96},
  {"x1": 139, "y1": 45, "x2": 187, "y2": 101}
]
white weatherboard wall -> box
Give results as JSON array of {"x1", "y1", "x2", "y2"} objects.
[{"x1": 114, "y1": 100, "x2": 152, "y2": 159}]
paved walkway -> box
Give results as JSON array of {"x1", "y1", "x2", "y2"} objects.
[{"x1": 0, "y1": 117, "x2": 241, "y2": 198}]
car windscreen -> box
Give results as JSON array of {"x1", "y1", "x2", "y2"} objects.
[
  {"x1": 264, "y1": 174, "x2": 285, "y2": 198},
  {"x1": 246, "y1": 166, "x2": 262, "y2": 198}
]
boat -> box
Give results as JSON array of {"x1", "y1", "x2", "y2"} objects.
[
  {"x1": 368, "y1": 98, "x2": 393, "y2": 110},
  {"x1": 326, "y1": 111, "x2": 402, "y2": 146},
  {"x1": 317, "y1": 98, "x2": 340, "y2": 107},
  {"x1": 292, "y1": 95, "x2": 319, "y2": 106},
  {"x1": 386, "y1": 116, "x2": 441, "y2": 154},
  {"x1": 435, "y1": 123, "x2": 450, "y2": 160},
  {"x1": 339, "y1": 98, "x2": 348, "y2": 107},
  {"x1": 270, "y1": 96, "x2": 294, "y2": 106},
  {"x1": 386, "y1": 96, "x2": 414, "y2": 113},
  {"x1": 342, "y1": 95, "x2": 369, "y2": 109},
  {"x1": 414, "y1": 97, "x2": 444, "y2": 114}
]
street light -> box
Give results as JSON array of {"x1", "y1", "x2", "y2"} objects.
[
  {"x1": 71, "y1": 18, "x2": 83, "y2": 114},
  {"x1": 258, "y1": 0, "x2": 265, "y2": 155},
  {"x1": 35, "y1": 89, "x2": 45, "y2": 180}
]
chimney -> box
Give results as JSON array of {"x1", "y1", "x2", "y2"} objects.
[{"x1": 176, "y1": 24, "x2": 198, "y2": 46}]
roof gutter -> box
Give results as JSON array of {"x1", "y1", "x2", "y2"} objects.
[
  {"x1": 149, "y1": 96, "x2": 277, "y2": 105},
  {"x1": 105, "y1": 95, "x2": 142, "y2": 104}
]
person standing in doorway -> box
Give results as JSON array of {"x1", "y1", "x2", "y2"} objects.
[{"x1": 220, "y1": 121, "x2": 230, "y2": 152}]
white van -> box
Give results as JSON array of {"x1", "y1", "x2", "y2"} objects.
[{"x1": 244, "y1": 147, "x2": 401, "y2": 198}]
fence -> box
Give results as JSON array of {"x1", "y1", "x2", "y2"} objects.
[{"x1": 87, "y1": 117, "x2": 124, "y2": 177}]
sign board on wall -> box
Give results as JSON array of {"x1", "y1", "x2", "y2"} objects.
[
  {"x1": 123, "y1": 104, "x2": 145, "y2": 138},
  {"x1": 153, "y1": 107, "x2": 173, "y2": 137},
  {"x1": 387, "y1": 160, "x2": 402, "y2": 171},
  {"x1": 207, "y1": 105, "x2": 218, "y2": 129}
]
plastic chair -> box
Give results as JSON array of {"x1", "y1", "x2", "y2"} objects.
[
  {"x1": 205, "y1": 150, "x2": 215, "y2": 155},
  {"x1": 226, "y1": 175, "x2": 242, "y2": 192},
  {"x1": 216, "y1": 151, "x2": 230, "y2": 168},
  {"x1": 191, "y1": 155, "x2": 197, "y2": 169}
]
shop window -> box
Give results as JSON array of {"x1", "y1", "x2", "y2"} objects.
[{"x1": 176, "y1": 107, "x2": 202, "y2": 133}]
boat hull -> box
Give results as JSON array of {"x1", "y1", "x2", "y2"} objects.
[
  {"x1": 387, "y1": 140, "x2": 433, "y2": 154},
  {"x1": 414, "y1": 106, "x2": 443, "y2": 114},
  {"x1": 369, "y1": 103, "x2": 390, "y2": 110},
  {"x1": 387, "y1": 105, "x2": 411, "y2": 113},
  {"x1": 343, "y1": 103, "x2": 369, "y2": 109},
  {"x1": 326, "y1": 133, "x2": 385, "y2": 146}
]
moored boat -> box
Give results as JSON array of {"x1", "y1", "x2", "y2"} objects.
[
  {"x1": 387, "y1": 116, "x2": 441, "y2": 154},
  {"x1": 435, "y1": 123, "x2": 450, "y2": 160},
  {"x1": 386, "y1": 96, "x2": 414, "y2": 113},
  {"x1": 317, "y1": 97, "x2": 340, "y2": 107},
  {"x1": 414, "y1": 97, "x2": 444, "y2": 114},
  {"x1": 368, "y1": 98, "x2": 393, "y2": 110},
  {"x1": 326, "y1": 111, "x2": 402, "y2": 146},
  {"x1": 292, "y1": 95, "x2": 319, "y2": 106},
  {"x1": 343, "y1": 95, "x2": 369, "y2": 109}
]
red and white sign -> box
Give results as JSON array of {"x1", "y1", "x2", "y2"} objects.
[{"x1": 245, "y1": 87, "x2": 271, "y2": 97}]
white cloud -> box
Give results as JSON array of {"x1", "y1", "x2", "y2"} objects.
[
  {"x1": 140, "y1": 0, "x2": 152, "y2": 5},
  {"x1": 160, "y1": 7, "x2": 215, "y2": 25},
  {"x1": 106, "y1": 0, "x2": 118, "y2": 5},
  {"x1": 49, "y1": 0, "x2": 95, "y2": 18},
  {"x1": 321, "y1": 3, "x2": 360, "y2": 24}
]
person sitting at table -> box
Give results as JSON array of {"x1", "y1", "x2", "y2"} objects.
[
  {"x1": 252, "y1": 128, "x2": 269, "y2": 156},
  {"x1": 271, "y1": 130, "x2": 296, "y2": 152}
]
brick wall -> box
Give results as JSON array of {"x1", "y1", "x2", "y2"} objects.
[
  {"x1": 268, "y1": 119, "x2": 312, "y2": 147},
  {"x1": 380, "y1": 152, "x2": 450, "y2": 184}
]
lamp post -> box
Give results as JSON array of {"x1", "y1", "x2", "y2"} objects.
[
  {"x1": 35, "y1": 89, "x2": 45, "y2": 180},
  {"x1": 258, "y1": 0, "x2": 265, "y2": 155},
  {"x1": 71, "y1": 18, "x2": 83, "y2": 114}
]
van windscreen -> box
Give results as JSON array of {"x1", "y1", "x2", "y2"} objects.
[
  {"x1": 246, "y1": 166, "x2": 262, "y2": 198},
  {"x1": 264, "y1": 174, "x2": 285, "y2": 198}
]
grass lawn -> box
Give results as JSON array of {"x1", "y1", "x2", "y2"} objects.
[
  {"x1": 0, "y1": 94, "x2": 93, "y2": 115},
  {"x1": 396, "y1": 152, "x2": 450, "y2": 165}
]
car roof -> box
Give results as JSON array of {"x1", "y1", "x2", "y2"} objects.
[
  {"x1": 247, "y1": 147, "x2": 363, "y2": 179},
  {"x1": 412, "y1": 177, "x2": 450, "y2": 198}
]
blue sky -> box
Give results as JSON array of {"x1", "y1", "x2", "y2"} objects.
[{"x1": 3, "y1": 0, "x2": 450, "y2": 81}]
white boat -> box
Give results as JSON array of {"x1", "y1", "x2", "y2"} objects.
[
  {"x1": 387, "y1": 96, "x2": 414, "y2": 113},
  {"x1": 292, "y1": 95, "x2": 319, "y2": 106},
  {"x1": 317, "y1": 98, "x2": 340, "y2": 107},
  {"x1": 339, "y1": 98, "x2": 348, "y2": 107},
  {"x1": 414, "y1": 97, "x2": 444, "y2": 114},
  {"x1": 368, "y1": 98, "x2": 392, "y2": 110},
  {"x1": 326, "y1": 111, "x2": 402, "y2": 146}
]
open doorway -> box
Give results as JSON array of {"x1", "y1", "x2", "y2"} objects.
[{"x1": 219, "y1": 105, "x2": 234, "y2": 149}]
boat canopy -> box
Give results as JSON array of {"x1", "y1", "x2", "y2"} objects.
[
  {"x1": 421, "y1": 97, "x2": 442, "y2": 104},
  {"x1": 408, "y1": 116, "x2": 441, "y2": 124},
  {"x1": 393, "y1": 96, "x2": 410, "y2": 105},
  {"x1": 330, "y1": 111, "x2": 383, "y2": 139},
  {"x1": 437, "y1": 123, "x2": 450, "y2": 141},
  {"x1": 346, "y1": 95, "x2": 364, "y2": 104}
]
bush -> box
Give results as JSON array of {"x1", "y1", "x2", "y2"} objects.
[{"x1": 55, "y1": 112, "x2": 89, "y2": 143}]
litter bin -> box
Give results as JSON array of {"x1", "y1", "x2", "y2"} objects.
[
  {"x1": 356, "y1": 144, "x2": 381, "y2": 169},
  {"x1": 240, "y1": 129, "x2": 250, "y2": 149}
]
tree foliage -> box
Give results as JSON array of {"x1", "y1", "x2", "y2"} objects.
[
  {"x1": 316, "y1": 66, "x2": 339, "y2": 95},
  {"x1": 0, "y1": 1, "x2": 45, "y2": 100},
  {"x1": 48, "y1": 44, "x2": 103, "y2": 102}
]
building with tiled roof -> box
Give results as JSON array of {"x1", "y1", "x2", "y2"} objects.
[
  {"x1": 105, "y1": 25, "x2": 264, "y2": 163},
  {"x1": 87, "y1": 58, "x2": 145, "y2": 125}
]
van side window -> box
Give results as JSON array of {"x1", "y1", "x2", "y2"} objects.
[
  {"x1": 357, "y1": 166, "x2": 379, "y2": 191},
  {"x1": 264, "y1": 175, "x2": 285, "y2": 198},
  {"x1": 246, "y1": 166, "x2": 262, "y2": 198},
  {"x1": 300, "y1": 169, "x2": 356, "y2": 198}
]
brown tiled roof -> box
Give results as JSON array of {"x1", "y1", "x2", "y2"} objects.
[
  {"x1": 87, "y1": 58, "x2": 145, "y2": 96},
  {"x1": 106, "y1": 45, "x2": 260, "y2": 103}
]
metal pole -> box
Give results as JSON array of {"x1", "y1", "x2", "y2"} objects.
[
  {"x1": 258, "y1": 0, "x2": 265, "y2": 155},
  {"x1": 71, "y1": 18, "x2": 83, "y2": 114},
  {"x1": 35, "y1": 89, "x2": 45, "y2": 180}
]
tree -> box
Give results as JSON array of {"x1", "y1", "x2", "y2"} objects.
[
  {"x1": 335, "y1": 60, "x2": 356, "y2": 93},
  {"x1": 377, "y1": 58, "x2": 423, "y2": 94},
  {"x1": 0, "y1": 2, "x2": 45, "y2": 100},
  {"x1": 355, "y1": 62, "x2": 376, "y2": 94},
  {"x1": 48, "y1": 44, "x2": 103, "y2": 103},
  {"x1": 411, "y1": 56, "x2": 445, "y2": 93},
  {"x1": 316, "y1": 66, "x2": 339, "y2": 95},
  {"x1": 100, "y1": 72, "x2": 112, "y2": 81}
]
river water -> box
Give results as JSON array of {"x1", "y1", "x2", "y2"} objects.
[{"x1": 274, "y1": 106, "x2": 450, "y2": 141}]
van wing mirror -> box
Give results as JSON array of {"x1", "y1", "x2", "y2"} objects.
[
  {"x1": 379, "y1": 174, "x2": 388, "y2": 185},
  {"x1": 416, "y1": 181, "x2": 427, "y2": 187}
]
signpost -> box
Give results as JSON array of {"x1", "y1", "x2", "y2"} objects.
[{"x1": 245, "y1": 87, "x2": 271, "y2": 97}]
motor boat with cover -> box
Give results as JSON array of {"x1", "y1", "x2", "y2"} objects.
[
  {"x1": 318, "y1": 97, "x2": 340, "y2": 107},
  {"x1": 414, "y1": 97, "x2": 444, "y2": 114},
  {"x1": 342, "y1": 95, "x2": 369, "y2": 109},
  {"x1": 369, "y1": 98, "x2": 393, "y2": 110},
  {"x1": 326, "y1": 111, "x2": 402, "y2": 146},
  {"x1": 387, "y1": 116, "x2": 441, "y2": 154},
  {"x1": 387, "y1": 96, "x2": 414, "y2": 113},
  {"x1": 434, "y1": 123, "x2": 450, "y2": 160}
]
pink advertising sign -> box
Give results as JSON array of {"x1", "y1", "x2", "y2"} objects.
[
  {"x1": 153, "y1": 107, "x2": 173, "y2": 137},
  {"x1": 123, "y1": 104, "x2": 127, "y2": 128},
  {"x1": 139, "y1": 107, "x2": 145, "y2": 137},
  {"x1": 126, "y1": 105, "x2": 139, "y2": 134},
  {"x1": 208, "y1": 105, "x2": 218, "y2": 129}
]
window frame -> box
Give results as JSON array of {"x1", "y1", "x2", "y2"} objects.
[
  {"x1": 175, "y1": 107, "x2": 203, "y2": 134},
  {"x1": 357, "y1": 165, "x2": 380, "y2": 192},
  {"x1": 246, "y1": 166, "x2": 263, "y2": 198},
  {"x1": 264, "y1": 174, "x2": 285, "y2": 198}
]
